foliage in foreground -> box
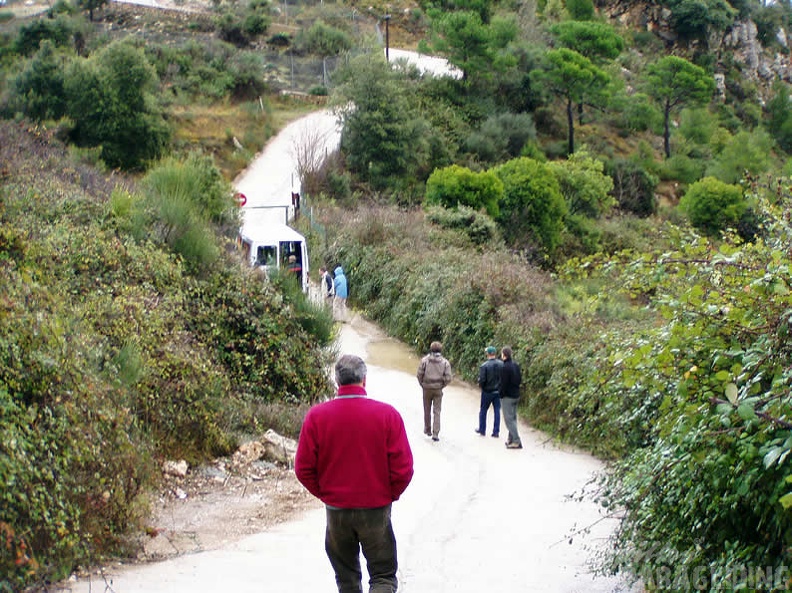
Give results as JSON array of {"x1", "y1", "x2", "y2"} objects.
[
  {"x1": 570, "y1": 178, "x2": 792, "y2": 590},
  {"x1": 0, "y1": 122, "x2": 332, "y2": 591}
]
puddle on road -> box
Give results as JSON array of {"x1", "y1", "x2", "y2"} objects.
[{"x1": 366, "y1": 338, "x2": 421, "y2": 375}]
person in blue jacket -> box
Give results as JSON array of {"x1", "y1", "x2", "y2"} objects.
[{"x1": 333, "y1": 266, "x2": 348, "y2": 322}]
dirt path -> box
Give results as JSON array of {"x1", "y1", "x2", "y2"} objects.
[{"x1": 64, "y1": 314, "x2": 635, "y2": 592}]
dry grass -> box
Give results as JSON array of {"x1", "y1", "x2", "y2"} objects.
[{"x1": 170, "y1": 99, "x2": 318, "y2": 180}]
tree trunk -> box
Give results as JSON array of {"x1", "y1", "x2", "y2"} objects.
[
  {"x1": 567, "y1": 98, "x2": 575, "y2": 155},
  {"x1": 664, "y1": 103, "x2": 671, "y2": 159}
]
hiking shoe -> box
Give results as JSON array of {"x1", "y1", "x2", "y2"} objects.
[
  {"x1": 474, "y1": 429, "x2": 485, "y2": 436},
  {"x1": 424, "y1": 429, "x2": 431, "y2": 437},
  {"x1": 506, "y1": 442, "x2": 523, "y2": 449},
  {"x1": 432, "y1": 436, "x2": 440, "y2": 442},
  {"x1": 491, "y1": 433, "x2": 499, "y2": 438}
]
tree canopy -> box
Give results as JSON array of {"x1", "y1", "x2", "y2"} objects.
[
  {"x1": 549, "y1": 20, "x2": 625, "y2": 64},
  {"x1": 531, "y1": 48, "x2": 610, "y2": 154},
  {"x1": 64, "y1": 40, "x2": 170, "y2": 169},
  {"x1": 335, "y1": 54, "x2": 431, "y2": 190},
  {"x1": 644, "y1": 55, "x2": 715, "y2": 158}
]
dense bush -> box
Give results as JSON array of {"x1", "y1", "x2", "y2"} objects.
[
  {"x1": 424, "y1": 164, "x2": 503, "y2": 217},
  {"x1": 493, "y1": 156, "x2": 567, "y2": 256},
  {"x1": 464, "y1": 111, "x2": 536, "y2": 164},
  {"x1": 705, "y1": 128, "x2": 773, "y2": 184},
  {"x1": 294, "y1": 19, "x2": 352, "y2": 56},
  {"x1": 8, "y1": 41, "x2": 68, "y2": 121},
  {"x1": 548, "y1": 149, "x2": 615, "y2": 218},
  {"x1": 0, "y1": 121, "x2": 332, "y2": 590},
  {"x1": 13, "y1": 16, "x2": 74, "y2": 56},
  {"x1": 579, "y1": 187, "x2": 792, "y2": 589},
  {"x1": 215, "y1": 3, "x2": 270, "y2": 48},
  {"x1": 135, "y1": 153, "x2": 236, "y2": 274},
  {"x1": 607, "y1": 158, "x2": 658, "y2": 217},
  {"x1": 678, "y1": 176, "x2": 747, "y2": 236},
  {"x1": 311, "y1": 204, "x2": 557, "y2": 380},
  {"x1": 424, "y1": 204, "x2": 502, "y2": 247},
  {"x1": 610, "y1": 91, "x2": 663, "y2": 134},
  {"x1": 64, "y1": 39, "x2": 171, "y2": 170}
]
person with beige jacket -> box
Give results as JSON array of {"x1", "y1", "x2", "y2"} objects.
[{"x1": 416, "y1": 341, "x2": 453, "y2": 442}]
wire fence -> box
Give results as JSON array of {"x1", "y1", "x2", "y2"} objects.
[{"x1": 261, "y1": 51, "x2": 346, "y2": 93}]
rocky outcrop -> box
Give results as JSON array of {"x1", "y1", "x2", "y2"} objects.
[
  {"x1": 720, "y1": 20, "x2": 792, "y2": 84},
  {"x1": 598, "y1": 0, "x2": 792, "y2": 96}
]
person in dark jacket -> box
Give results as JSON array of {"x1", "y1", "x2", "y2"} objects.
[
  {"x1": 294, "y1": 354, "x2": 414, "y2": 593},
  {"x1": 416, "y1": 341, "x2": 453, "y2": 442},
  {"x1": 499, "y1": 346, "x2": 523, "y2": 449},
  {"x1": 475, "y1": 346, "x2": 503, "y2": 438}
]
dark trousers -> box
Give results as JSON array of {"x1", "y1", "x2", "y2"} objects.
[
  {"x1": 478, "y1": 390, "x2": 501, "y2": 436},
  {"x1": 325, "y1": 505, "x2": 398, "y2": 593},
  {"x1": 422, "y1": 387, "x2": 443, "y2": 437}
]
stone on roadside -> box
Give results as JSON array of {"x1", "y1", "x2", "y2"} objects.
[
  {"x1": 162, "y1": 459, "x2": 189, "y2": 478},
  {"x1": 232, "y1": 430, "x2": 298, "y2": 468}
]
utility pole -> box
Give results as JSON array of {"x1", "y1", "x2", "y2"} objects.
[{"x1": 384, "y1": 14, "x2": 391, "y2": 61}]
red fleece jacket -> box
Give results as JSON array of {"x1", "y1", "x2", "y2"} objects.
[{"x1": 294, "y1": 385, "x2": 414, "y2": 508}]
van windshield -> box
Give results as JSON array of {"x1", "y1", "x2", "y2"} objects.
[{"x1": 256, "y1": 246, "x2": 276, "y2": 267}]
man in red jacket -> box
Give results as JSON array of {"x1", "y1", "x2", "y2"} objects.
[{"x1": 295, "y1": 354, "x2": 414, "y2": 593}]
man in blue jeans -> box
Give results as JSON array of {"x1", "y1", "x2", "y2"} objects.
[{"x1": 475, "y1": 346, "x2": 503, "y2": 438}]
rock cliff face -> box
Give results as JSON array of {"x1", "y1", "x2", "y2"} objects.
[{"x1": 597, "y1": 0, "x2": 792, "y2": 99}]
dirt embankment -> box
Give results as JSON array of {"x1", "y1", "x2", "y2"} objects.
[{"x1": 137, "y1": 460, "x2": 316, "y2": 563}]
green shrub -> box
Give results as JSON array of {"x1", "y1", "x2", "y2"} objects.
[
  {"x1": 294, "y1": 19, "x2": 352, "y2": 56},
  {"x1": 705, "y1": 129, "x2": 773, "y2": 184},
  {"x1": 678, "y1": 107, "x2": 718, "y2": 144},
  {"x1": 186, "y1": 266, "x2": 333, "y2": 405},
  {"x1": 492, "y1": 156, "x2": 567, "y2": 255},
  {"x1": 138, "y1": 154, "x2": 236, "y2": 274},
  {"x1": 424, "y1": 204, "x2": 502, "y2": 246},
  {"x1": 10, "y1": 41, "x2": 68, "y2": 121},
  {"x1": 678, "y1": 176, "x2": 747, "y2": 236},
  {"x1": 661, "y1": 153, "x2": 706, "y2": 184},
  {"x1": 607, "y1": 159, "x2": 658, "y2": 216},
  {"x1": 64, "y1": 40, "x2": 171, "y2": 170},
  {"x1": 464, "y1": 112, "x2": 536, "y2": 164},
  {"x1": 14, "y1": 16, "x2": 73, "y2": 56},
  {"x1": 565, "y1": 0, "x2": 594, "y2": 20},
  {"x1": 215, "y1": 11, "x2": 251, "y2": 47},
  {"x1": 585, "y1": 211, "x2": 792, "y2": 587},
  {"x1": 548, "y1": 149, "x2": 615, "y2": 218},
  {"x1": 425, "y1": 164, "x2": 503, "y2": 218},
  {"x1": 611, "y1": 92, "x2": 663, "y2": 134},
  {"x1": 227, "y1": 51, "x2": 268, "y2": 98}
]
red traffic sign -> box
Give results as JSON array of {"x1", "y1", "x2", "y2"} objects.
[{"x1": 235, "y1": 192, "x2": 247, "y2": 207}]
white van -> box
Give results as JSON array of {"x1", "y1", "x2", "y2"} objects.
[{"x1": 238, "y1": 222, "x2": 309, "y2": 293}]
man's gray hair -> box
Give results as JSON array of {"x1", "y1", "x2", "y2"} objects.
[{"x1": 335, "y1": 354, "x2": 367, "y2": 386}]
